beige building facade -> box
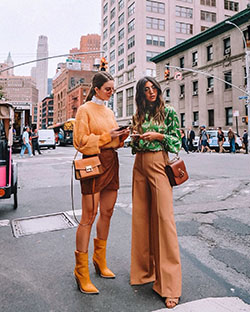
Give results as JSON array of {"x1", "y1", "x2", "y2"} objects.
[
  {"x1": 151, "y1": 8, "x2": 250, "y2": 135},
  {"x1": 101, "y1": 0, "x2": 249, "y2": 123}
]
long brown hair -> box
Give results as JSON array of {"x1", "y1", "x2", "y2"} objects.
[
  {"x1": 133, "y1": 76, "x2": 165, "y2": 133},
  {"x1": 85, "y1": 72, "x2": 114, "y2": 102}
]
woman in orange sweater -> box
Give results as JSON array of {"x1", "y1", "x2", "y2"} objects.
[{"x1": 73, "y1": 72, "x2": 129, "y2": 294}]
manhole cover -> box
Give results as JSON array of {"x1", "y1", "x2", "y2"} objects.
[{"x1": 11, "y1": 212, "x2": 77, "y2": 238}]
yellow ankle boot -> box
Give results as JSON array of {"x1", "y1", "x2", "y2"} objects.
[
  {"x1": 93, "y1": 238, "x2": 115, "y2": 279},
  {"x1": 74, "y1": 250, "x2": 99, "y2": 294}
]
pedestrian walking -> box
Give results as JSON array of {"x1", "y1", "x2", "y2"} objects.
[
  {"x1": 217, "y1": 127, "x2": 226, "y2": 153},
  {"x1": 242, "y1": 129, "x2": 248, "y2": 154},
  {"x1": 180, "y1": 129, "x2": 189, "y2": 153},
  {"x1": 130, "y1": 76, "x2": 182, "y2": 309},
  {"x1": 187, "y1": 126, "x2": 195, "y2": 152},
  {"x1": 228, "y1": 128, "x2": 236, "y2": 153},
  {"x1": 31, "y1": 128, "x2": 41, "y2": 155},
  {"x1": 20, "y1": 127, "x2": 33, "y2": 157},
  {"x1": 200, "y1": 125, "x2": 211, "y2": 153},
  {"x1": 73, "y1": 72, "x2": 129, "y2": 294}
]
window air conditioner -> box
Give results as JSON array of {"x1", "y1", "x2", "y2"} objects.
[
  {"x1": 192, "y1": 61, "x2": 197, "y2": 66},
  {"x1": 193, "y1": 90, "x2": 198, "y2": 96},
  {"x1": 224, "y1": 47, "x2": 231, "y2": 55},
  {"x1": 207, "y1": 87, "x2": 214, "y2": 93},
  {"x1": 179, "y1": 93, "x2": 184, "y2": 99},
  {"x1": 192, "y1": 121, "x2": 199, "y2": 127}
]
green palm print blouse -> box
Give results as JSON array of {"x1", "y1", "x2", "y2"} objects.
[{"x1": 131, "y1": 105, "x2": 181, "y2": 154}]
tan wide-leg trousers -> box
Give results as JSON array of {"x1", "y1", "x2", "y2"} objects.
[{"x1": 130, "y1": 151, "x2": 182, "y2": 298}]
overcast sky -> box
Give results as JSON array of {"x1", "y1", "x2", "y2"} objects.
[{"x1": 0, "y1": 0, "x2": 101, "y2": 78}]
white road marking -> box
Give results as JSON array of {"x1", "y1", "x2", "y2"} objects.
[{"x1": 0, "y1": 219, "x2": 10, "y2": 226}]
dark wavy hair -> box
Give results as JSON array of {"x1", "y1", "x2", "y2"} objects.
[
  {"x1": 133, "y1": 76, "x2": 165, "y2": 133},
  {"x1": 85, "y1": 71, "x2": 114, "y2": 102}
]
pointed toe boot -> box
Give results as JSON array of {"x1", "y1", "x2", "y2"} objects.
[
  {"x1": 93, "y1": 238, "x2": 115, "y2": 279},
  {"x1": 74, "y1": 250, "x2": 99, "y2": 294}
]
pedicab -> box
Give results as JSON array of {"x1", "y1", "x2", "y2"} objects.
[{"x1": 0, "y1": 103, "x2": 18, "y2": 209}]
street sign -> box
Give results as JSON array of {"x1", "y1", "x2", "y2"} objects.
[
  {"x1": 238, "y1": 96, "x2": 248, "y2": 100},
  {"x1": 174, "y1": 72, "x2": 182, "y2": 80},
  {"x1": 233, "y1": 110, "x2": 239, "y2": 117}
]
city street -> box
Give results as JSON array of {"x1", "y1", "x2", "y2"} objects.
[{"x1": 0, "y1": 146, "x2": 250, "y2": 312}]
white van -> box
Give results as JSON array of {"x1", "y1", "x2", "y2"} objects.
[{"x1": 38, "y1": 129, "x2": 56, "y2": 149}]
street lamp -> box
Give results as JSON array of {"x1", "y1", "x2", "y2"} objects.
[{"x1": 225, "y1": 20, "x2": 250, "y2": 152}]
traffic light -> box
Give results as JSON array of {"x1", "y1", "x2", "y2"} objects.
[
  {"x1": 164, "y1": 68, "x2": 170, "y2": 80},
  {"x1": 100, "y1": 57, "x2": 108, "y2": 71}
]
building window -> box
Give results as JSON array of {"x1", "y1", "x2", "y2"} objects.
[
  {"x1": 224, "y1": 71, "x2": 232, "y2": 89},
  {"x1": 103, "y1": 29, "x2": 108, "y2": 40},
  {"x1": 180, "y1": 57, "x2": 184, "y2": 68},
  {"x1": 244, "y1": 67, "x2": 247, "y2": 86},
  {"x1": 223, "y1": 37, "x2": 231, "y2": 55},
  {"x1": 110, "y1": 0, "x2": 115, "y2": 6},
  {"x1": 126, "y1": 87, "x2": 134, "y2": 116},
  {"x1": 176, "y1": 6, "x2": 193, "y2": 18},
  {"x1": 128, "y1": 19, "x2": 135, "y2": 33},
  {"x1": 118, "y1": 43, "x2": 124, "y2": 56},
  {"x1": 176, "y1": 38, "x2": 185, "y2": 44},
  {"x1": 110, "y1": 50, "x2": 115, "y2": 62},
  {"x1": 128, "y1": 52, "x2": 135, "y2": 65},
  {"x1": 118, "y1": 28, "x2": 124, "y2": 40},
  {"x1": 207, "y1": 45, "x2": 213, "y2": 61},
  {"x1": 103, "y1": 3, "x2": 108, "y2": 15},
  {"x1": 110, "y1": 7, "x2": 115, "y2": 19},
  {"x1": 165, "y1": 89, "x2": 170, "y2": 102},
  {"x1": 176, "y1": 22, "x2": 193, "y2": 34},
  {"x1": 103, "y1": 16, "x2": 108, "y2": 28},
  {"x1": 146, "y1": 51, "x2": 158, "y2": 62},
  {"x1": 146, "y1": 0, "x2": 165, "y2": 13},
  {"x1": 110, "y1": 36, "x2": 115, "y2": 48},
  {"x1": 118, "y1": 59, "x2": 124, "y2": 71},
  {"x1": 224, "y1": 0, "x2": 239, "y2": 11},
  {"x1": 225, "y1": 107, "x2": 233, "y2": 125},
  {"x1": 146, "y1": 34, "x2": 165, "y2": 46},
  {"x1": 146, "y1": 68, "x2": 156, "y2": 77},
  {"x1": 128, "y1": 2, "x2": 135, "y2": 17},
  {"x1": 192, "y1": 81, "x2": 198, "y2": 95},
  {"x1": 118, "y1": 13, "x2": 124, "y2": 26},
  {"x1": 193, "y1": 111, "x2": 199, "y2": 124},
  {"x1": 192, "y1": 51, "x2": 198, "y2": 66},
  {"x1": 118, "y1": 75, "x2": 124, "y2": 85},
  {"x1": 117, "y1": 91, "x2": 123, "y2": 117},
  {"x1": 103, "y1": 42, "x2": 108, "y2": 52},
  {"x1": 208, "y1": 109, "x2": 214, "y2": 127},
  {"x1": 201, "y1": 10, "x2": 216, "y2": 22},
  {"x1": 128, "y1": 69, "x2": 134, "y2": 81},
  {"x1": 110, "y1": 22, "x2": 115, "y2": 33},
  {"x1": 128, "y1": 35, "x2": 135, "y2": 49},
  {"x1": 200, "y1": 0, "x2": 216, "y2": 6},
  {"x1": 118, "y1": 0, "x2": 124, "y2": 11},
  {"x1": 146, "y1": 17, "x2": 165, "y2": 30},
  {"x1": 180, "y1": 84, "x2": 185, "y2": 97},
  {"x1": 109, "y1": 64, "x2": 115, "y2": 75},
  {"x1": 180, "y1": 113, "x2": 185, "y2": 128},
  {"x1": 207, "y1": 77, "x2": 214, "y2": 89}
]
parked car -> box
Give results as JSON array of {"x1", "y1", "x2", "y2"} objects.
[
  {"x1": 193, "y1": 130, "x2": 242, "y2": 152},
  {"x1": 38, "y1": 129, "x2": 56, "y2": 149}
]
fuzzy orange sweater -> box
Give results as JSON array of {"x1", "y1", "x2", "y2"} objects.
[{"x1": 73, "y1": 101, "x2": 120, "y2": 155}]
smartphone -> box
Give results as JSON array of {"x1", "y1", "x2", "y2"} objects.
[
  {"x1": 130, "y1": 134, "x2": 140, "y2": 138},
  {"x1": 116, "y1": 125, "x2": 129, "y2": 131}
]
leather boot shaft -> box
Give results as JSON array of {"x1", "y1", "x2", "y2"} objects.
[{"x1": 93, "y1": 238, "x2": 115, "y2": 278}]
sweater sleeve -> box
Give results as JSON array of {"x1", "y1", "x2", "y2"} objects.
[{"x1": 73, "y1": 106, "x2": 112, "y2": 155}]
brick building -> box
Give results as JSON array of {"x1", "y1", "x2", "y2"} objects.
[{"x1": 52, "y1": 69, "x2": 95, "y2": 124}]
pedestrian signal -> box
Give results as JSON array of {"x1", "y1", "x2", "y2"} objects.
[
  {"x1": 164, "y1": 68, "x2": 170, "y2": 80},
  {"x1": 100, "y1": 57, "x2": 108, "y2": 71}
]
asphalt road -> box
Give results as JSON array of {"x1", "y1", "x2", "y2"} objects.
[{"x1": 0, "y1": 146, "x2": 249, "y2": 312}]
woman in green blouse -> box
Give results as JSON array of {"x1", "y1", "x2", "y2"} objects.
[{"x1": 130, "y1": 77, "x2": 182, "y2": 309}]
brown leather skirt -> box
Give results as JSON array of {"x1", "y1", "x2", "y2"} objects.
[{"x1": 80, "y1": 149, "x2": 119, "y2": 195}]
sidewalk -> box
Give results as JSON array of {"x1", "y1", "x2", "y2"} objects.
[{"x1": 153, "y1": 297, "x2": 250, "y2": 312}]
